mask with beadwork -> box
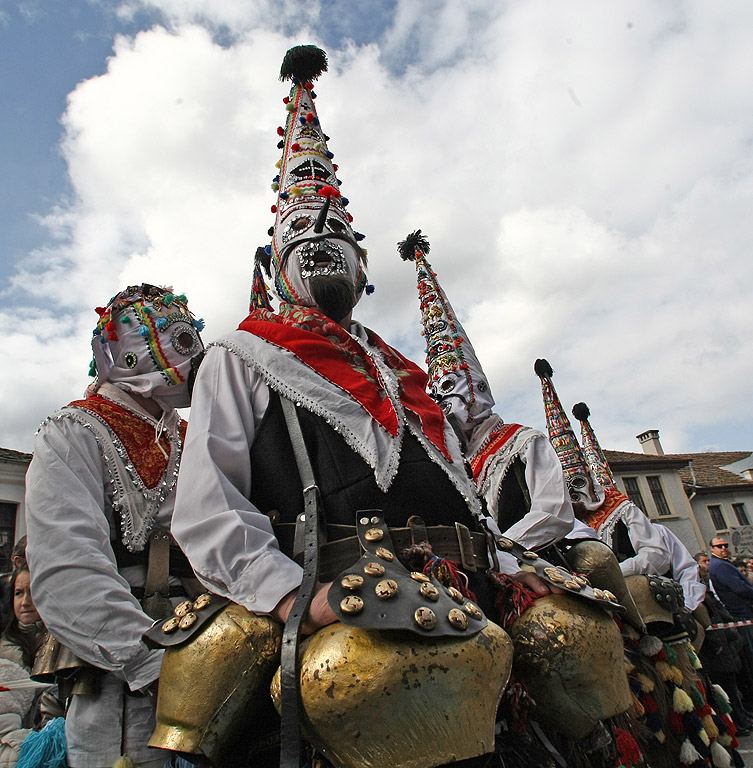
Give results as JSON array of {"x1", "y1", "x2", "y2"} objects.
[
  {"x1": 90, "y1": 284, "x2": 205, "y2": 410},
  {"x1": 399, "y1": 230, "x2": 495, "y2": 438},
  {"x1": 262, "y1": 45, "x2": 369, "y2": 320},
  {"x1": 534, "y1": 358, "x2": 605, "y2": 512}
]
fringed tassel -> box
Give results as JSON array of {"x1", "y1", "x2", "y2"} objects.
[
  {"x1": 673, "y1": 686, "x2": 695, "y2": 714},
  {"x1": 16, "y1": 717, "x2": 67, "y2": 768},
  {"x1": 711, "y1": 685, "x2": 732, "y2": 715},
  {"x1": 614, "y1": 727, "x2": 643, "y2": 767},
  {"x1": 113, "y1": 758, "x2": 137, "y2": 768},
  {"x1": 488, "y1": 572, "x2": 537, "y2": 630},
  {"x1": 710, "y1": 740, "x2": 732, "y2": 768},
  {"x1": 639, "y1": 634, "x2": 664, "y2": 657},
  {"x1": 679, "y1": 738, "x2": 703, "y2": 765},
  {"x1": 703, "y1": 713, "x2": 720, "y2": 741},
  {"x1": 422, "y1": 556, "x2": 477, "y2": 602}
]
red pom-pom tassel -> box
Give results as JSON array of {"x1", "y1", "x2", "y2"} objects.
[{"x1": 277, "y1": 126, "x2": 285, "y2": 136}]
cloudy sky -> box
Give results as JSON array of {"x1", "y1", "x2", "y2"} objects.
[{"x1": 1, "y1": 0, "x2": 752, "y2": 457}]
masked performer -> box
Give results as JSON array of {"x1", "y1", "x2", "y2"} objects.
[
  {"x1": 25, "y1": 284, "x2": 205, "y2": 768},
  {"x1": 164, "y1": 45, "x2": 635, "y2": 768},
  {"x1": 534, "y1": 364, "x2": 671, "y2": 577}
]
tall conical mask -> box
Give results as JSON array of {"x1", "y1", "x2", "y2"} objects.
[
  {"x1": 399, "y1": 231, "x2": 495, "y2": 433},
  {"x1": 572, "y1": 402, "x2": 615, "y2": 489},
  {"x1": 534, "y1": 359, "x2": 604, "y2": 510},
  {"x1": 268, "y1": 45, "x2": 368, "y2": 314}
]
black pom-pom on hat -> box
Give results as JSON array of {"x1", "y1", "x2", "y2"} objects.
[
  {"x1": 534, "y1": 359, "x2": 554, "y2": 379},
  {"x1": 397, "y1": 230, "x2": 431, "y2": 262},
  {"x1": 280, "y1": 45, "x2": 328, "y2": 83},
  {"x1": 255, "y1": 245, "x2": 271, "y2": 277},
  {"x1": 572, "y1": 402, "x2": 591, "y2": 422}
]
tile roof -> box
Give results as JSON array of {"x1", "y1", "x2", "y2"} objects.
[
  {"x1": 0, "y1": 447, "x2": 32, "y2": 464},
  {"x1": 604, "y1": 449, "x2": 753, "y2": 490}
]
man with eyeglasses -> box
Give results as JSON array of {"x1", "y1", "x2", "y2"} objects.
[{"x1": 708, "y1": 536, "x2": 753, "y2": 709}]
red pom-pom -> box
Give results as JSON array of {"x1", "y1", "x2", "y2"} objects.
[
  {"x1": 283, "y1": 97, "x2": 290, "y2": 104},
  {"x1": 105, "y1": 320, "x2": 116, "y2": 332},
  {"x1": 306, "y1": 112, "x2": 315, "y2": 123},
  {"x1": 668, "y1": 710, "x2": 684, "y2": 734},
  {"x1": 333, "y1": 164, "x2": 339, "y2": 171},
  {"x1": 615, "y1": 728, "x2": 643, "y2": 766},
  {"x1": 271, "y1": 205, "x2": 278, "y2": 213},
  {"x1": 317, "y1": 185, "x2": 341, "y2": 199},
  {"x1": 347, "y1": 213, "x2": 353, "y2": 222},
  {"x1": 291, "y1": 143, "x2": 300, "y2": 152},
  {"x1": 95, "y1": 306, "x2": 107, "y2": 316},
  {"x1": 642, "y1": 695, "x2": 658, "y2": 714},
  {"x1": 304, "y1": 82, "x2": 314, "y2": 90},
  {"x1": 277, "y1": 126, "x2": 285, "y2": 136},
  {"x1": 108, "y1": 332, "x2": 119, "y2": 342}
]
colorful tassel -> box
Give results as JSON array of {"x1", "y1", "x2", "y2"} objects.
[
  {"x1": 680, "y1": 738, "x2": 702, "y2": 765},
  {"x1": 673, "y1": 686, "x2": 695, "y2": 714},
  {"x1": 703, "y1": 713, "x2": 720, "y2": 741},
  {"x1": 710, "y1": 741, "x2": 731, "y2": 768}
]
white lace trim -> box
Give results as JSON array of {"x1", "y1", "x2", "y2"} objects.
[{"x1": 43, "y1": 405, "x2": 181, "y2": 552}]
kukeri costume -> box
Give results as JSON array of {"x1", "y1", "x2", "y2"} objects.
[
  {"x1": 25, "y1": 285, "x2": 205, "y2": 768},
  {"x1": 161, "y1": 46, "x2": 625, "y2": 768},
  {"x1": 535, "y1": 366, "x2": 739, "y2": 766}
]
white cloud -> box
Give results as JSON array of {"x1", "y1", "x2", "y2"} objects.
[{"x1": 3, "y1": 0, "x2": 753, "y2": 458}]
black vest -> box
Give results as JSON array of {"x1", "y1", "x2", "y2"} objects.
[{"x1": 249, "y1": 392, "x2": 478, "y2": 547}]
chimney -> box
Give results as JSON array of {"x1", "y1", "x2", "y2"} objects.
[{"x1": 637, "y1": 429, "x2": 664, "y2": 455}]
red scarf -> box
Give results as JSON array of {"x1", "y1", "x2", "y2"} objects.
[
  {"x1": 237, "y1": 305, "x2": 451, "y2": 461},
  {"x1": 68, "y1": 395, "x2": 186, "y2": 489}
]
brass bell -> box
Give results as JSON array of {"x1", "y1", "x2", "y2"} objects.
[
  {"x1": 414, "y1": 607, "x2": 438, "y2": 630},
  {"x1": 340, "y1": 596, "x2": 365, "y2": 615},
  {"x1": 410, "y1": 572, "x2": 430, "y2": 583},
  {"x1": 464, "y1": 602, "x2": 483, "y2": 621},
  {"x1": 419, "y1": 582, "x2": 440, "y2": 601},
  {"x1": 375, "y1": 579, "x2": 399, "y2": 599},
  {"x1": 174, "y1": 600, "x2": 193, "y2": 618},
  {"x1": 375, "y1": 547, "x2": 394, "y2": 561},
  {"x1": 193, "y1": 593, "x2": 212, "y2": 611},
  {"x1": 364, "y1": 528, "x2": 384, "y2": 542},
  {"x1": 364, "y1": 562, "x2": 386, "y2": 577},
  {"x1": 447, "y1": 587, "x2": 464, "y2": 604},
  {"x1": 179, "y1": 612, "x2": 198, "y2": 630},
  {"x1": 162, "y1": 616, "x2": 180, "y2": 634},
  {"x1": 341, "y1": 574, "x2": 364, "y2": 590},
  {"x1": 448, "y1": 609, "x2": 469, "y2": 630}
]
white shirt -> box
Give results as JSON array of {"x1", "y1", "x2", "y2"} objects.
[
  {"x1": 656, "y1": 524, "x2": 706, "y2": 611},
  {"x1": 25, "y1": 384, "x2": 172, "y2": 691}
]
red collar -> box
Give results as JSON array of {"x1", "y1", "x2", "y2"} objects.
[{"x1": 238, "y1": 306, "x2": 451, "y2": 461}]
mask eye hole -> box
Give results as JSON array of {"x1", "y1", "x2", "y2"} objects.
[
  {"x1": 292, "y1": 216, "x2": 311, "y2": 232},
  {"x1": 569, "y1": 475, "x2": 588, "y2": 490},
  {"x1": 327, "y1": 217, "x2": 346, "y2": 233},
  {"x1": 171, "y1": 326, "x2": 200, "y2": 357}
]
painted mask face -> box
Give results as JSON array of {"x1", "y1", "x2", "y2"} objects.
[
  {"x1": 92, "y1": 286, "x2": 205, "y2": 410},
  {"x1": 568, "y1": 472, "x2": 605, "y2": 513},
  {"x1": 270, "y1": 69, "x2": 367, "y2": 312}
]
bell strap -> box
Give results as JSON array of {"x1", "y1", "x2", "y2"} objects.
[{"x1": 279, "y1": 396, "x2": 322, "y2": 768}]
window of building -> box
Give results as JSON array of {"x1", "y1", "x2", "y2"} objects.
[
  {"x1": 732, "y1": 503, "x2": 751, "y2": 526},
  {"x1": 646, "y1": 476, "x2": 672, "y2": 517},
  {"x1": 708, "y1": 504, "x2": 726, "y2": 531},
  {"x1": 623, "y1": 477, "x2": 647, "y2": 511},
  {"x1": 0, "y1": 502, "x2": 17, "y2": 574}
]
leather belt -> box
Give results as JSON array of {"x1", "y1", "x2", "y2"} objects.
[{"x1": 274, "y1": 522, "x2": 491, "y2": 582}]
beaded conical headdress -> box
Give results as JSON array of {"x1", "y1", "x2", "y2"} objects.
[
  {"x1": 534, "y1": 359, "x2": 604, "y2": 509},
  {"x1": 399, "y1": 231, "x2": 495, "y2": 432},
  {"x1": 572, "y1": 402, "x2": 616, "y2": 489},
  {"x1": 263, "y1": 45, "x2": 368, "y2": 308}
]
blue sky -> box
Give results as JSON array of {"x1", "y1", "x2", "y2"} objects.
[{"x1": 1, "y1": 0, "x2": 752, "y2": 457}]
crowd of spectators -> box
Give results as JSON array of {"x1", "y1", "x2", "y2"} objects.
[{"x1": 696, "y1": 536, "x2": 753, "y2": 737}]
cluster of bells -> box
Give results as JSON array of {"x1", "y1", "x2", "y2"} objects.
[
  {"x1": 338, "y1": 521, "x2": 485, "y2": 632},
  {"x1": 161, "y1": 593, "x2": 213, "y2": 634},
  {"x1": 495, "y1": 536, "x2": 620, "y2": 603}
]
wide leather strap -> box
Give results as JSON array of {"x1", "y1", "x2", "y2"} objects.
[{"x1": 279, "y1": 397, "x2": 322, "y2": 768}]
